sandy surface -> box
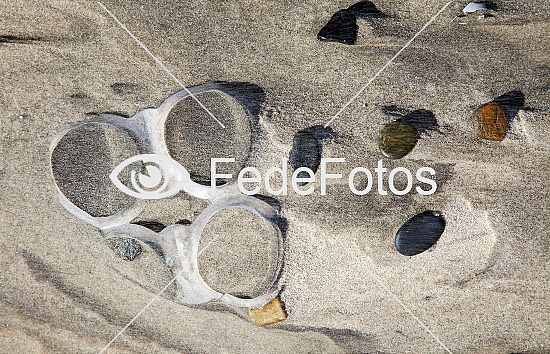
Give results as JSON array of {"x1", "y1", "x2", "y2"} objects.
[{"x1": 1, "y1": 0, "x2": 549, "y2": 353}]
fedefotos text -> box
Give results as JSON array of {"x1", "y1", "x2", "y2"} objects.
[{"x1": 211, "y1": 158, "x2": 437, "y2": 196}]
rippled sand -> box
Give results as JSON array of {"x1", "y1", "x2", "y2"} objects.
[{"x1": 1, "y1": 0, "x2": 549, "y2": 352}]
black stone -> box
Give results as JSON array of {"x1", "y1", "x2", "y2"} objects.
[
  {"x1": 289, "y1": 130, "x2": 321, "y2": 179},
  {"x1": 347, "y1": 1, "x2": 387, "y2": 18},
  {"x1": 318, "y1": 9, "x2": 358, "y2": 45},
  {"x1": 131, "y1": 220, "x2": 166, "y2": 233},
  {"x1": 395, "y1": 211, "x2": 445, "y2": 256},
  {"x1": 289, "y1": 125, "x2": 337, "y2": 181}
]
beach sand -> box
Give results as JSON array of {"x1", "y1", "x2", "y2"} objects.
[{"x1": 1, "y1": 0, "x2": 549, "y2": 352}]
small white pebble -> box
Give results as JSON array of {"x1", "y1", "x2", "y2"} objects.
[{"x1": 463, "y1": 2, "x2": 487, "y2": 14}]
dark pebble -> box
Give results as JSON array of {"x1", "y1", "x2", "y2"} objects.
[
  {"x1": 107, "y1": 237, "x2": 142, "y2": 261},
  {"x1": 318, "y1": 9, "x2": 358, "y2": 45},
  {"x1": 395, "y1": 211, "x2": 446, "y2": 256},
  {"x1": 289, "y1": 125, "x2": 337, "y2": 182},
  {"x1": 131, "y1": 220, "x2": 166, "y2": 233},
  {"x1": 289, "y1": 130, "x2": 321, "y2": 179},
  {"x1": 347, "y1": 1, "x2": 386, "y2": 18}
]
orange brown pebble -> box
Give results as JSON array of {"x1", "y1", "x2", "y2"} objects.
[
  {"x1": 473, "y1": 102, "x2": 510, "y2": 141},
  {"x1": 247, "y1": 296, "x2": 287, "y2": 326}
]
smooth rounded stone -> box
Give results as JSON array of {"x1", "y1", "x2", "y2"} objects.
[
  {"x1": 107, "y1": 237, "x2": 142, "y2": 261},
  {"x1": 395, "y1": 211, "x2": 446, "y2": 256},
  {"x1": 378, "y1": 121, "x2": 418, "y2": 159},
  {"x1": 347, "y1": 1, "x2": 386, "y2": 18},
  {"x1": 197, "y1": 208, "x2": 280, "y2": 299},
  {"x1": 289, "y1": 129, "x2": 321, "y2": 179},
  {"x1": 317, "y1": 9, "x2": 358, "y2": 45},
  {"x1": 473, "y1": 102, "x2": 509, "y2": 141},
  {"x1": 463, "y1": 2, "x2": 497, "y2": 14},
  {"x1": 248, "y1": 296, "x2": 287, "y2": 326},
  {"x1": 463, "y1": 2, "x2": 488, "y2": 14}
]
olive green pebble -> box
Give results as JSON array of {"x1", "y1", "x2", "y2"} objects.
[
  {"x1": 107, "y1": 237, "x2": 142, "y2": 261},
  {"x1": 378, "y1": 121, "x2": 418, "y2": 159}
]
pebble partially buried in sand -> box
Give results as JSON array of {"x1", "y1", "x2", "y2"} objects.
[
  {"x1": 473, "y1": 102, "x2": 510, "y2": 141},
  {"x1": 395, "y1": 211, "x2": 446, "y2": 256},
  {"x1": 107, "y1": 237, "x2": 142, "y2": 261},
  {"x1": 317, "y1": 9, "x2": 358, "y2": 45},
  {"x1": 247, "y1": 296, "x2": 287, "y2": 326}
]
